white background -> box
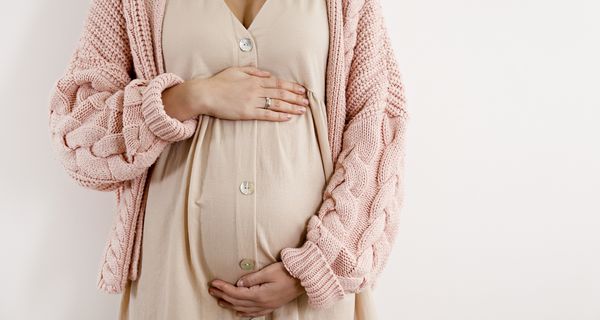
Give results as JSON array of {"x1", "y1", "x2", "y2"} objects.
[{"x1": 1, "y1": 0, "x2": 599, "y2": 319}]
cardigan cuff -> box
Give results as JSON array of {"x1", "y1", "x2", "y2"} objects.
[
  {"x1": 141, "y1": 72, "x2": 197, "y2": 142},
  {"x1": 280, "y1": 241, "x2": 346, "y2": 309}
]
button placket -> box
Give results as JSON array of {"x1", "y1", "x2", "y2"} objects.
[
  {"x1": 233, "y1": 24, "x2": 259, "y2": 275},
  {"x1": 236, "y1": 29, "x2": 257, "y2": 67}
]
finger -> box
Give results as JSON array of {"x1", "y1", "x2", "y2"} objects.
[
  {"x1": 254, "y1": 97, "x2": 307, "y2": 115},
  {"x1": 239, "y1": 66, "x2": 271, "y2": 77},
  {"x1": 211, "y1": 279, "x2": 261, "y2": 302},
  {"x1": 260, "y1": 76, "x2": 306, "y2": 95},
  {"x1": 236, "y1": 270, "x2": 270, "y2": 288},
  {"x1": 209, "y1": 286, "x2": 257, "y2": 308},
  {"x1": 261, "y1": 87, "x2": 309, "y2": 107},
  {"x1": 217, "y1": 298, "x2": 266, "y2": 314},
  {"x1": 244, "y1": 99, "x2": 296, "y2": 122},
  {"x1": 251, "y1": 107, "x2": 294, "y2": 122}
]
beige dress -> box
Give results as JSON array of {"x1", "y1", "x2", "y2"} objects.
[{"x1": 118, "y1": 0, "x2": 378, "y2": 319}]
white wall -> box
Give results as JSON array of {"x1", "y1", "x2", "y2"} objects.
[{"x1": 1, "y1": 0, "x2": 599, "y2": 319}]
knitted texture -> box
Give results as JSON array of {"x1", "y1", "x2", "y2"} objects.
[
  {"x1": 47, "y1": 0, "x2": 408, "y2": 310},
  {"x1": 280, "y1": 0, "x2": 408, "y2": 309}
]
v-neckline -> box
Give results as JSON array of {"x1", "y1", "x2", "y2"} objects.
[{"x1": 220, "y1": 0, "x2": 271, "y2": 31}]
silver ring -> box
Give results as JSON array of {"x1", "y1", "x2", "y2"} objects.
[{"x1": 263, "y1": 96, "x2": 272, "y2": 109}]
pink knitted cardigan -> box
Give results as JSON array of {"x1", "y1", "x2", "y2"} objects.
[{"x1": 48, "y1": 0, "x2": 408, "y2": 310}]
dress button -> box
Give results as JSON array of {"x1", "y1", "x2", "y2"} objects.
[
  {"x1": 239, "y1": 37, "x2": 253, "y2": 52},
  {"x1": 239, "y1": 258, "x2": 255, "y2": 271},
  {"x1": 239, "y1": 180, "x2": 254, "y2": 195}
]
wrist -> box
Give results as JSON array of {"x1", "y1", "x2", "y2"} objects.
[
  {"x1": 294, "y1": 278, "x2": 306, "y2": 297},
  {"x1": 161, "y1": 83, "x2": 197, "y2": 121},
  {"x1": 279, "y1": 261, "x2": 306, "y2": 297},
  {"x1": 189, "y1": 78, "x2": 215, "y2": 117}
]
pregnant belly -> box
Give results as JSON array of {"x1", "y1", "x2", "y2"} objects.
[{"x1": 189, "y1": 106, "x2": 328, "y2": 284}]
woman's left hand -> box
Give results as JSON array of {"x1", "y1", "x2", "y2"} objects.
[{"x1": 208, "y1": 262, "x2": 306, "y2": 317}]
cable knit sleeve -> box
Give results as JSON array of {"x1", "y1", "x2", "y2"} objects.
[
  {"x1": 279, "y1": 0, "x2": 409, "y2": 310},
  {"x1": 47, "y1": 0, "x2": 197, "y2": 192}
]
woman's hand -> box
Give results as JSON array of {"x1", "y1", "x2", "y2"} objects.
[
  {"x1": 162, "y1": 66, "x2": 310, "y2": 122},
  {"x1": 208, "y1": 262, "x2": 306, "y2": 318}
]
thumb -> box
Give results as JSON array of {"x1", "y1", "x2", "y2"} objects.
[{"x1": 236, "y1": 270, "x2": 268, "y2": 287}]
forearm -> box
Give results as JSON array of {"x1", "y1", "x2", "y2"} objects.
[
  {"x1": 161, "y1": 78, "x2": 215, "y2": 121},
  {"x1": 162, "y1": 74, "x2": 227, "y2": 121}
]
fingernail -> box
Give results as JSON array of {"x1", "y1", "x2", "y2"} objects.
[
  {"x1": 300, "y1": 87, "x2": 306, "y2": 93},
  {"x1": 299, "y1": 107, "x2": 306, "y2": 113},
  {"x1": 237, "y1": 280, "x2": 244, "y2": 286},
  {"x1": 303, "y1": 98, "x2": 309, "y2": 105}
]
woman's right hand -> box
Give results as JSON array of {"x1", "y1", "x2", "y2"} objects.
[{"x1": 162, "y1": 66, "x2": 310, "y2": 122}]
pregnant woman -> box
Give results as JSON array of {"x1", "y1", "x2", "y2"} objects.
[{"x1": 48, "y1": 0, "x2": 408, "y2": 318}]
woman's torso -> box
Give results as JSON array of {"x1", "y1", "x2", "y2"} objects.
[
  {"x1": 119, "y1": 0, "x2": 378, "y2": 318},
  {"x1": 160, "y1": 0, "x2": 334, "y2": 282}
]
